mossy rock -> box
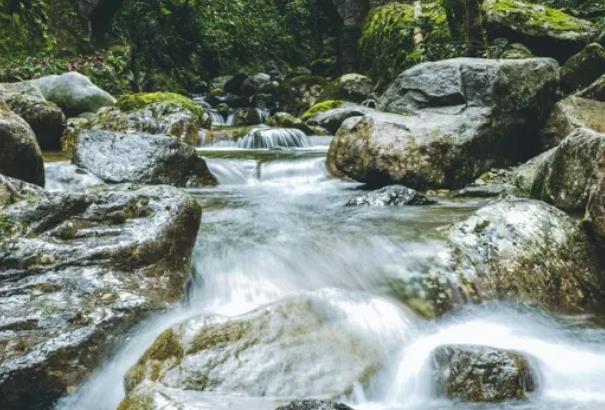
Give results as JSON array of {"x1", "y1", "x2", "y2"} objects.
[
  {"x1": 301, "y1": 100, "x2": 345, "y2": 122},
  {"x1": 117, "y1": 93, "x2": 202, "y2": 117}
]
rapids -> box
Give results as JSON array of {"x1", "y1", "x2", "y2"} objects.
[{"x1": 57, "y1": 139, "x2": 605, "y2": 410}]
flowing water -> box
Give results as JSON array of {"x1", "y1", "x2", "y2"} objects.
[{"x1": 58, "y1": 138, "x2": 605, "y2": 410}]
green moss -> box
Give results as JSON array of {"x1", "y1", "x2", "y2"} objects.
[
  {"x1": 117, "y1": 92, "x2": 201, "y2": 115},
  {"x1": 484, "y1": 0, "x2": 586, "y2": 32},
  {"x1": 301, "y1": 100, "x2": 345, "y2": 122}
]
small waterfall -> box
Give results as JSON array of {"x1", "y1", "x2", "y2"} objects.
[
  {"x1": 208, "y1": 109, "x2": 227, "y2": 126},
  {"x1": 237, "y1": 128, "x2": 309, "y2": 149}
]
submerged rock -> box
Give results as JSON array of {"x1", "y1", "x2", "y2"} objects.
[
  {"x1": 0, "y1": 101, "x2": 44, "y2": 186},
  {"x1": 346, "y1": 185, "x2": 435, "y2": 207},
  {"x1": 73, "y1": 130, "x2": 217, "y2": 187},
  {"x1": 276, "y1": 400, "x2": 355, "y2": 410},
  {"x1": 432, "y1": 345, "x2": 535, "y2": 402},
  {"x1": 122, "y1": 291, "x2": 398, "y2": 408},
  {"x1": 0, "y1": 87, "x2": 66, "y2": 150},
  {"x1": 482, "y1": 0, "x2": 598, "y2": 61},
  {"x1": 328, "y1": 58, "x2": 558, "y2": 190},
  {"x1": 0, "y1": 175, "x2": 201, "y2": 409},
  {"x1": 539, "y1": 96, "x2": 605, "y2": 150},
  {"x1": 532, "y1": 128, "x2": 605, "y2": 211},
  {"x1": 447, "y1": 198, "x2": 603, "y2": 313},
  {"x1": 31, "y1": 72, "x2": 116, "y2": 115}
]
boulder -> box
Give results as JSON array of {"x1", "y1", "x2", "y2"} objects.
[
  {"x1": 31, "y1": 72, "x2": 116, "y2": 115},
  {"x1": 87, "y1": 92, "x2": 211, "y2": 145},
  {"x1": 0, "y1": 175, "x2": 201, "y2": 409},
  {"x1": 346, "y1": 185, "x2": 436, "y2": 206},
  {"x1": 532, "y1": 128, "x2": 605, "y2": 211},
  {"x1": 320, "y1": 74, "x2": 374, "y2": 104},
  {"x1": 539, "y1": 96, "x2": 605, "y2": 150},
  {"x1": 482, "y1": 0, "x2": 598, "y2": 61},
  {"x1": 73, "y1": 130, "x2": 217, "y2": 187},
  {"x1": 560, "y1": 43, "x2": 605, "y2": 93},
  {"x1": 266, "y1": 112, "x2": 315, "y2": 135},
  {"x1": 276, "y1": 401, "x2": 355, "y2": 410},
  {"x1": 306, "y1": 103, "x2": 373, "y2": 134},
  {"x1": 328, "y1": 57, "x2": 558, "y2": 190},
  {"x1": 0, "y1": 101, "x2": 44, "y2": 186},
  {"x1": 232, "y1": 107, "x2": 268, "y2": 126},
  {"x1": 500, "y1": 42, "x2": 534, "y2": 59},
  {"x1": 512, "y1": 149, "x2": 555, "y2": 193},
  {"x1": 578, "y1": 73, "x2": 605, "y2": 101},
  {"x1": 447, "y1": 198, "x2": 604, "y2": 313},
  {"x1": 44, "y1": 162, "x2": 105, "y2": 192},
  {"x1": 240, "y1": 73, "x2": 276, "y2": 96},
  {"x1": 277, "y1": 75, "x2": 327, "y2": 116},
  {"x1": 122, "y1": 291, "x2": 395, "y2": 407},
  {"x1": 0, "y1": 87, "x2": 66, "y2": 150},
  {"x1": 432, "y1": 345, "x2": 535, "y2": 402},
  {"x1": 586, "y1": 177, "x2": 605, "y2": 247}
]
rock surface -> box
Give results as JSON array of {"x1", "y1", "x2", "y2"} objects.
[
  {"x1": 266, "y1": 112, "x2": 315, "y2": 135},
  {"x1": 346, "y1": 185, "x2": 436, "y2": 206},
  {"x1": 276, "y1": 400, "x2": 355, "y2": 410},
  {"x1": 320, "y1": 73, "x2": 374, "y2": 104},
  {"x1": 328, "y1": 58, "x2": 558, "y2": 190},
  {"x1": 122, "y1": 291, "x2": 394, "y2": 407},
  {"x1": 0, "y1": 175, "x2": 201, "y2": 409},
  {"x1": 31, "y1": 72, "x2": 116, "y2": 115},
  {"x1": 539, "y1": 96, "x2": 605, "y2": 150},
  {"x1": 73, "y1": 130, "x2": 217, "y2": 187},
  {"x1": 306, "y1": 103, "x2": 372, "y2": 134},
  {"x1": 447, "y1": 198, "x2": 603, "y2": 312},
  {"x1": 578, "y1": 74, "x2": 605, "y2": 101},
  {"x1": 560, "y1": 43, "x2": 605, "y2": 93},
  {"x1": 482, "y1": 0, "x2": 598, "y2": 61},
  {"x1": 432, "y1": 345, "x2": 535, "y2": 402},
  {"x1": 586, "y1": 177, "x2": 605, "y2": 248},
  {"x1": 532, "y1": 128, "x2": 605, "y2": 211},
  {"x1": 0, "y1": 101, "x2": 45, "y2": 186}
]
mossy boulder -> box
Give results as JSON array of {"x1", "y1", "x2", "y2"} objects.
[
  {"x1": 85, "y1": 92, "x2": 210, "y2": 146},
  {"x1": 539, "y1": 95, "x2": 605, "y2": 150},
  {"x1": 560, "y1": 43, "x2": 605, "y2": 93},
  {"x1": 432, "y1": 345, "x2": 535, "y2": 402},
  {"x1": 122, "y1": 291, "x2": 395, "y2": 408},
  {"x1": 320, "y1": 74, "x2": 374, "y2": 104},
  {"x1": 532, "y1": 127, "x2": 605, "y2": 211},
  {"x1": 0, "y1": 101, "x2": 44, "y2": 186},
  {"x1": 447, "y1": 198, "x2": 604, "y2": 313},
  {"x1": 304, "y1": 102, "x2": 372, "y2": 134},
  {"x1": 301, "y1": 100, "x2": 345, "y2": 122},
  {"x1": 482, "y1": 0, "x2": 599, "y2": 61},
  {"x1": 0, "y1": 174, "x2": 201, "y2": 409}
]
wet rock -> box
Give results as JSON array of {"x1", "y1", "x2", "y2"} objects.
[
  {"x1": 0, "y1": 87, "x2": 66, "y2": 150},
  {"x1": 532, "y1": 128, "x2": 605, "y2": 211},
  {"x1": 306, "y1": 103, "x2": 372, "y2": 134},
  {"x1": 432, "y1": 345, "x2": 535, "y2": 402},
  {"x1": 0, "y1": 174, "x2": 201, "y2": 409},
  {"x1": 122, "y1": 291, "x2": 393, "y2": 407},
  {"x1": 232, "y1": 107, "x2": 268, "y2": 126},
  {"x1": 560, "y1": 43, "x2": 605, "y2": 94},
  {"x1": 31, "y1": 72, "x2": 116, "y2": 115},
  {"x1": 328, "y1": 58, "x2": 558, "y2": 190},
  {"x1": 86, "y1": 92, "x2": 210, "y2": 146},
  {"x1": 447, "y1": 198, "x2": 604, "y2": 313},
  {"x1": 44, "y1": 162, "x2": 104, "y2": 192},
  {"x1": 578, "y1": 74, "x2": 605, "y2": 101},
  {"x1": 266, "y1": 112, "x2": 315, "y2": 135},
  {"x1": 586, "y1": 177, "x2": 605, "y2": 247},
  {"x1": 0, "y1": 101, "x2": 44, "y2": 186},
  {"x1": 320, "y1": 73, "x2": 374, "y2": 104},
  {"x1": 73, "y1": 130, "x2": 217, "y2": 187},
  {"x1": 512, "y1": 149, "x2": 555, "y2": 193},
  {"x1": 482, "y1": 0, "x2": 598, "y2": 61},
  {"x1": 200, "y1": 126, "x2": 253, "y2": 146},
  {"x1": 346, "y1": 185, "x2": 435, "y2": 206},
  {"x1": 456, "y1": 182, "x2": 518, "y2": 198},
  {"x1": 276, "y1": 400, "x2": 355, "y2": 410},
  {"x1": 539, "y1": 96, "x2": 605, "y2": 150}
]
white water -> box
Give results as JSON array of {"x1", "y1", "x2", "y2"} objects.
[{"x1": 58, "y1": 143, "x2": 605, "y2": 410}]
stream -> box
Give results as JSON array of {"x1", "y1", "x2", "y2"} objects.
[{"x1": 57, "y1": 137, "x2": 605, "y2": 410}]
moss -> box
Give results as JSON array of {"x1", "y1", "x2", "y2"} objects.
[
  {"x1": 117, "y1": 92, "x2": 202, "y2": 116},
  {"x1": 188, "y1": 320, "x2": 252, "y2": 355},
  {"x1": 483, "y1": 0, "x2": 586, "y2": 32},
  {"x1": 301, "y1": 100, "x2": 345, "y2": 122},
  {"x1": 117, "y1": 394, "x2": 155, "y2": 410}
]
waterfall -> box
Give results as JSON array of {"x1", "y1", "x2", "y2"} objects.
[{"x1": 237, "y1": 128, "x2": 309, "y2": 149}]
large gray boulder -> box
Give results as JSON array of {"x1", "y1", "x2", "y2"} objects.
[
  {"x1": 0, "y1": 175, "x2": 201, "y2": 409},
  {"x1": 121, "y1": 291, "x2": 397, "y2": 409},
  {"x1": 0, "y1": 101, "x2": 44, "y2": 186},
  {"x1": 531, "y1": 128, "x2": 605, "y2": 211},
  {"x1": 432, "y1": 345, "x2": 535, "y2": 402},
  {"x1": 539, "y1": 96, "x2": 605, "y2": 150},
  {"x1": 447, "y1": 198, "x2": 603, "y2": 313},
  {"x1": 328, "y1": 58, "x2": 558, "y2": 190},
  {"x1": 73, "y1": 130, "x2": 217, "y2": 187},
  {"x1": 31, "y1": 72, "x2": 115, "y2": 116}
]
